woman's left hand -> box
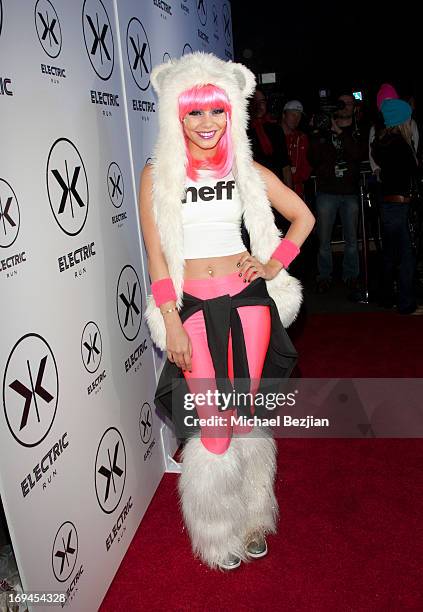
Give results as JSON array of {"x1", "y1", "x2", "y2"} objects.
[{"x1": 237, "y1": 254, "x2": 283, "y2": 283}]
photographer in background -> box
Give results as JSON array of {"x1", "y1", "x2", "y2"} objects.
[{"x1": 308, "y1": 92, "x2": 367, "y2": 293}]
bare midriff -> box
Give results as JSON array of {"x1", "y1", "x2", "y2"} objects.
[{"x1": 184, "y1": 250, "x2": 249, "y2": 280}]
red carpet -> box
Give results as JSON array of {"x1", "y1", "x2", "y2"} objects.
[
  {"x1": 100, "y1": 312, "x2": 423, "y2": 611},
  {"x1": 292, "y1": 311, "x2": 423, "y2": 377}
]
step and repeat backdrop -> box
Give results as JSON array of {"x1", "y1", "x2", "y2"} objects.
[{"x1": 0, "y1": 1, "x2": 233, "y2": 610}]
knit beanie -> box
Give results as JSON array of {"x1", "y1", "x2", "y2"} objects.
[
  {"x1": 376, "y1": 83, "x2": 399, "y2": 110},
  {"x1": 381, "y1": 99, "x2": 412, "y2": 127}
]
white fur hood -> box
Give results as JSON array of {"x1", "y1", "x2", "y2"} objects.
[{"x1": 144, "y1": 52, "x2": 302, "y2": 351}]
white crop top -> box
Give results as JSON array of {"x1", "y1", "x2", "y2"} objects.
[{"x1": 181, "y1": 170, "x2": 246, "y2": 259}]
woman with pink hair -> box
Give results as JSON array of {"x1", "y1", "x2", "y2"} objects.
[{"x1": 139, "y1": 53, "x2": 315, "y2": 571}]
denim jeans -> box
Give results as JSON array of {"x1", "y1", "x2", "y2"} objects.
[
  {"x1": 379, "y1": 202, "x2": 416, "y2": 312},
  {"x1": 315, "y1": 192, "x2": 360, "y2": 280}
]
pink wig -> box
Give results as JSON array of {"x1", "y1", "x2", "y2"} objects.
[{"x1": 178, "y1": 84, "x2": 233, "y2": 180}]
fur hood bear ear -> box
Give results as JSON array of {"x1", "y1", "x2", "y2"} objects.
[
  {"x1": 230, "y1": 63, "x2": 256, "y2": 98},
  {"x1": 150, "y1": 58, "x2": 174, "y2": 95},
  {"x1": 151, "y1": 52, "x2": 256, "y2": 101}
]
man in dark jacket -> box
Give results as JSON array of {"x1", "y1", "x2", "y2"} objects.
[{"x1": 308, "y1": 93, "x2": 367, "y2": 292}]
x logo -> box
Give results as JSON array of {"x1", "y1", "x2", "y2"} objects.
[
  {"x1": 9, "y1": 355, "x2": 54, "y2": 431},
  {"x1": 38, "y1": 11, "x2": 58, "y2": 45},
  {"x1": 86, "y1": 14, "x2": 111, "y2": 63},
  {"x1": 119, "y1": 282, "x2": 140, "y2": 327},
  {"x1": 109, "y1": 173, "x2": 122, "y2": 199},
  {"x1": 0, "y1": 196, "x2": 15, "y2": 232},
  {"x1": 130, "y1": 36, "x2": 148, "y2": 75},
  {"x1": 140, "y1": 409, "x2": 152, "y2": 438},
  {"x1": 83, "y1": 332, "x2": 100, "y2": 366},
  {"x1": 51, "y1": 164, "x2": 85, "y2": 217},
  {"x1": 98, "y1": 442, "x2": 124, "y2": 502},
  {"x1": 54, "y1": 531, "x2": 76, "y2": 575}
]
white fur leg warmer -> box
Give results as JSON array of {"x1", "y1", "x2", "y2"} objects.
[
  {"x1": 178, "y1": 436, "x2": 250, "y2": 569},
  {"x1": 238, "y1": 428, "x2": 279, "y2": 540}
]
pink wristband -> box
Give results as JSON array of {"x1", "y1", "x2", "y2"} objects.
[
  {"x1": 271, "y1": 239, "x2": 300, "y2": 268},
  {"x1": 151, "y1": 278, "x2": 177, "y2": 307}
]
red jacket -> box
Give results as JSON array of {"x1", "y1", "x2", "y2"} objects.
[{"x1": 284, "y1": 130, "x2": 312, "y2": 197}]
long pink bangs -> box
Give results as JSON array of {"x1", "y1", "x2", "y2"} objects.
[
  {"x1": 178, "y1": 84, "x2": 231, "y2": 120},
  {"x1": 178, "y1": 84, "x2": 233, "y2": 181}
]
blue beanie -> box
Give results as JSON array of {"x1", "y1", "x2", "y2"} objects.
[{"x1": 381, "y1": 99, "x2": 412, "y2": 127}]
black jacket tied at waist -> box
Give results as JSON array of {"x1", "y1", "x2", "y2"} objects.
[{"x1": 154, "y1": 277, "x2": 298, "y2": 429}]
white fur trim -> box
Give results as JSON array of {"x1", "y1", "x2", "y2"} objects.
[
  {"x1": 178, "y1": 436, "x2": 250, "y2": 568},
  {"x1": 237, "y1": 428, "x2": 279, "y2": 539},
  {"x1": 267, "y1": 269, "x2": 303, "y2": 328},
  {"x1": 144, "y1": 295, "x2": 167, "y2": 352}
]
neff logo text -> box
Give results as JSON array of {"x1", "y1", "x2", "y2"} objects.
[{"x1": 182, "y1": 180, "x2": 235, "y2": 204}]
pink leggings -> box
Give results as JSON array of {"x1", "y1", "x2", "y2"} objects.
[{"x1": 182, "y1": 271, "x2": 271, "y2": 455}]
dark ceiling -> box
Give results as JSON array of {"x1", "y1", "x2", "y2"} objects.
[{"x1": 230, "y1": 0, "x2": 420, "y2": 111}]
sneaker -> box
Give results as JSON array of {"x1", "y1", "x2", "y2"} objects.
[
  {"x1": 218, "y1": 553, "x2": 242, "y2": 570},
  {"x1": 246, "y1": 534, "x2": 268, "y2": 559},
  {"x1": 398, "y1": 304, "x2": 418, "y2": 315},
  {"x1": 411, "y1": 305, "x2": 423, "y2": 315}
]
